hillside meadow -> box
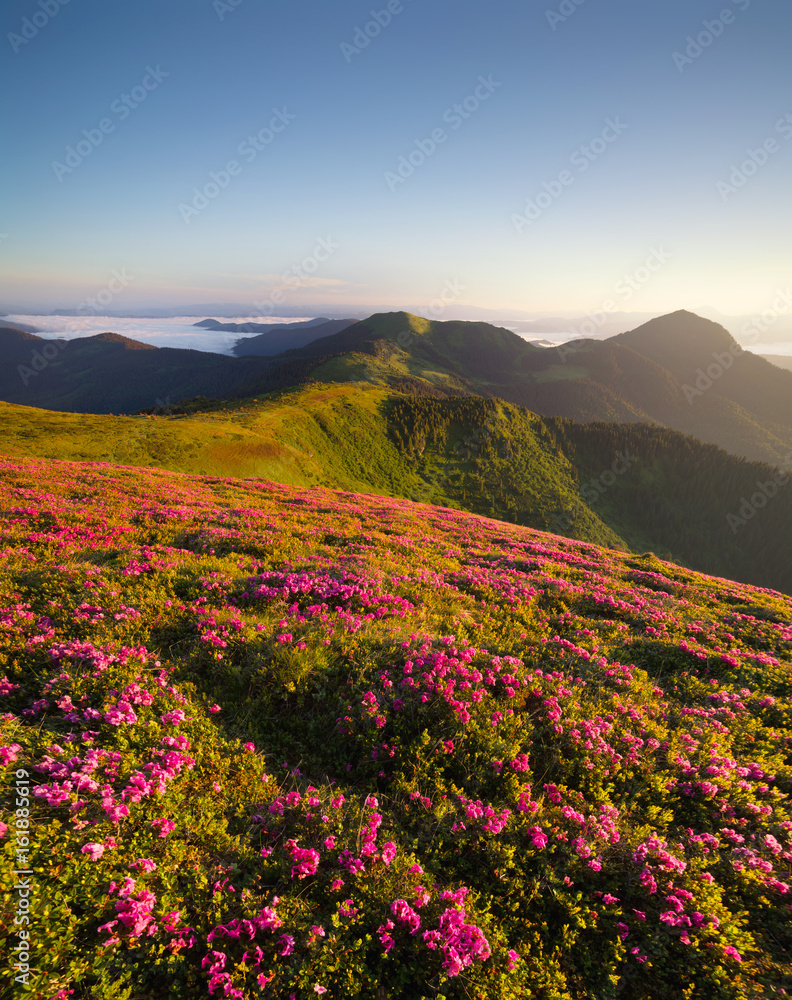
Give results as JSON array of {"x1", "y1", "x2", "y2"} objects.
[
  {"x1": 1, "y1": 385, "x2": 791, "y2": 595},
  {"x1": 0, "y1": 455, "x2": 791, "y2": 998}
]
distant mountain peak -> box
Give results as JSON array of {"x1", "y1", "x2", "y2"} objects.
[
  {"x1": 615, "y1": 310, "x2": 738, "y2": 354},
  {"x1": 84, "y1": 332, "x2": 158, "y2": 350}
]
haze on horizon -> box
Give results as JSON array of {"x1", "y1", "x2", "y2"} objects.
[{"x1": 2, "y1": 0, "x2": 790, "y2": 319}]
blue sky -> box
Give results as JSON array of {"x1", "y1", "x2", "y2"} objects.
[{"x1": 2, "y1": 0, "x2": 790, "y2": 317}]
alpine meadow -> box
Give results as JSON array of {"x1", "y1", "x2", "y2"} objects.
[{"x1": 2, "y1": 1, "x2": 792, "y2": 999}]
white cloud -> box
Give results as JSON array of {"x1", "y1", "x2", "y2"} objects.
[{"x1": 2, "y1": 315, "x2": 315, "y2": 356}]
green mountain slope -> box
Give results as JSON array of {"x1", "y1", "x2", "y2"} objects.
[
  {"x1": 288, "y1": 310, "x2": 792, "y2": 465},
  {"x1": 3, "y1": 310, "x2": 792, "y2": 467},
  {"x1": 0, "y1": 387, "x2": 621, "y2": 551},
  {"x1": 1, "y1": 385, "x2": 791, "y2": 594}
]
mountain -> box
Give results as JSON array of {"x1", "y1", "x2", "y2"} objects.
[
  {"x1": 196, "y1": 316, "x2": 348, "y2": 334},
  {"x1": 506, "y1": 311, "x2": 659, "y2": 338},
  {"x1": 193, "y1": 316, "x2": 357, "y2": 355},
  {"x1": 2, "y1": 310, "x2": 792, "y2": 467},
  {"x1": 2, "y1": 453, "x2": 790, "y2": 999},
  {"x1": 0, "y1": 317, "x2": 40, "y2": 333},
  {"x1": 2, "y1": 383, "x2": 791, "y2": 594},
  {"x1": 281, "y1": 310, "x2": 792, "y2": 465},
  {"x1": 230, "y1": 318, "x2": 356, "y2": 355},
  {"x1": 762, "y1": 354, "x2": 792, "y2": 373},
  {"x1": 0, "y1": 327, "x2": 276, "y2": 414}
]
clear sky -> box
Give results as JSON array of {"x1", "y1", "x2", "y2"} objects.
[{"x1": 2, "y1": 0, "x2": 790, "y2": 318}]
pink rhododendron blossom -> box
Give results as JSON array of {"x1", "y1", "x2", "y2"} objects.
[
  {"x1": 528, "y1": 826, "x2": 548, "y2": 849},
  {"x1": 151, "y1": 818, "x2": 176, "y2": 838},
  {"x1": 0, "y1": 744, "x2": 22, "y2": 766}
]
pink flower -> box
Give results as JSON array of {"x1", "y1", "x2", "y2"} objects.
[
  {"x1": 0, "y1": 822, "x2": 8, "y2": 838},
  {"x1": 208, "y1": 704, "x2": 221, "y2": 714},
  {"x1": 528, "y1": 826, "x2": 548, "y2": 849},
  {"x1": 160, "y1": 709, "x2": 186, "y2": 726},
  {"x1": 81, "y1": 842, "x2": 105, "y2": 861},
  {"x1": 507, "y1": 948, "x2": 520, "y2": 970},
  {"x1": 243, "y1": 742, "x2": 255, "y2": 752},
  {"x1": 288, "y1": 842, "x2": 320, "y2": 880},
  {"x1": 151, "y1": 818, "x2": 176, "y2": 838},
  {"x1": 115, "y1": 889, "x2": 157, "y2": 937},
  {"x1": 314, "y1": 987, "x2": 327, "y2": 995},
  {"x1": 0, "y1": 744, "x2": 22, "y2": 766},
  {"x1": 391, "y1": 899, "x2": 420, "y2": 934},
  {"x1": 161, "y1": 910, "x2": 182, "y2": 931},
  {"x1": 723, "y1": 946, "x2": 742, "y2": 962},
  {"x1": 130, "y1": 858, "x2": 157, "y2": 873}
]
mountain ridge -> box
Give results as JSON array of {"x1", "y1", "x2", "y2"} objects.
[
  {"x1": 2, "y1": 309, "x2": 792, "y2": 466},
  {"x1": 1, "y1": 383, "x2": 791, "y2": 594}
]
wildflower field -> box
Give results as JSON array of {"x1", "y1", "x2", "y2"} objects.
[{"x1": 0, "y1": 455, "x2": 790, "y2": 999}]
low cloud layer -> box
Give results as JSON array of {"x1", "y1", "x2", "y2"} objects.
[{"x1": 1, "y1": 315, "x2": 316, "y2": 356}]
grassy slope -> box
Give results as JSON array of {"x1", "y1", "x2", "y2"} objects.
[
  {"x1": 288, "y1": 312, "x2": 792, "y2": 466},
  {"x1": 0, "y1": 388, "x2": 408, "y2": 492},
  {"x1": 0, "y1": 388, "x2": 623, "y2": 552},
  {"x1": 3, "y1": 386, "x2": 792, "y2": 595}
]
